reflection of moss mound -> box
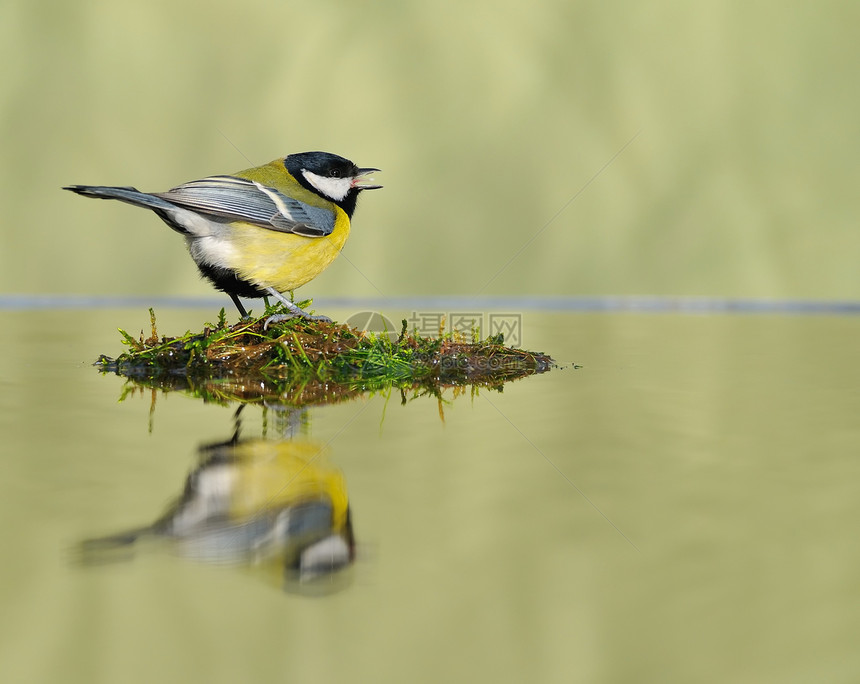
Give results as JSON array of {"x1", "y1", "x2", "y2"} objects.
[{"x1": 96, "y1": 307, "x2": 556, "y2": 406}]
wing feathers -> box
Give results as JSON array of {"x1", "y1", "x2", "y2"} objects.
[{"x1": 155, "y1": 176, "x2": 335, "y2": 237}]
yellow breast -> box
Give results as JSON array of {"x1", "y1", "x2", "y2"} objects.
[
  {"x1": 226, "y1": 208, "x2": 350, "y2": 293},
  {"x1": 227, "y1": 439, "x2": 350, "y2": 532}
]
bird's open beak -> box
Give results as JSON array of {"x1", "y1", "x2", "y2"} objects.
[{"x1": 352, "y1": 167, "x2": 382, "y2": 190}]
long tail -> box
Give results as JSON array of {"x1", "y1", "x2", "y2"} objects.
[
  {"x1": 63, "y1": 184, "x2": 178, "y2": 213},
  {"x1": 63, "y1": 184, "x2": 203, "y2": 237},
  {"x1": 73, "y1": 525, "x2": 152, "y2": 565}
]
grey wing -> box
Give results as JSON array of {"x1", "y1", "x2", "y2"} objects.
[{"x1": 155, "y1": 176, "x2": 335, "y2": 237}]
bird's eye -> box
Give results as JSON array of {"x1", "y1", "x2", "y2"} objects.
[{"x1": 329, "y1": 169, "x2": 341, "y2": 178}]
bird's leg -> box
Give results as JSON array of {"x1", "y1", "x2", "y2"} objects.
[
  {"x1": 229, "y1": 293, "x2": 250, "y2": 319},
  {"x1": 263, "y1": 287, "x2": 332, "y2": 330}
]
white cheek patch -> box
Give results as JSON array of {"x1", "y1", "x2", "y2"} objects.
[{"x1": 302, "y1": 170, "x2": 352, "y2": 202}]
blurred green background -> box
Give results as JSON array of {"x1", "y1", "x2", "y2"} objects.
[{"x1": 1, "y1": 0, "x2": 857, "y2": 300}]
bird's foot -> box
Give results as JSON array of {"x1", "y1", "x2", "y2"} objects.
[
  {"x1": 301, "y1": 312, "x2": 333, "y2": 323},
  {"x1": 262, "y1": 288, "x2": 331, "y2": 329},
  {"x1": 263, "y1": 313, "x2": 294, "y2": 330},
  {"x1": 263, "y1": 311, "x2": 333, "y2": 331}
]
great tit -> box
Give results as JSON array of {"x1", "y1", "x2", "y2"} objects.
[
  {"x1": 79, "y1": 437, "x2": 355, "y2": 590},
  {"x1": 65, "y1": 151, "x2": 381, "y2": 319}
]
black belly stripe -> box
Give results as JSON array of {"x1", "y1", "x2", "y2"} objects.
[{"x1": 195, "y1": 262, "x2": 268, "y2": 298}]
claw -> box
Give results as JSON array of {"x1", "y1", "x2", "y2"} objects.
[
  {"x1": 261, "y1": 287, "x2": 331, "y2": 329},
  {"x1": 263, "y1": 313, "x2": 295, "y2": 331},
  {"x1": 263, "y1": 312, "x2": 333, "y2": 331}
]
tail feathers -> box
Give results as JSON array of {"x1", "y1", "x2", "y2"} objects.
[
  {"x1": 74, "y1": 526, "x2": 151, "y2": 565},
  {"x1": 63, "y1": 184, "x2": 178, "y2": 213}
]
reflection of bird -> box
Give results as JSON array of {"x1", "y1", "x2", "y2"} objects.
[
  {"x1": 65, "y1": 152, "x2": 381, "y2": 319},
  {"x1": 79, "y1": 438, "x2": 355, "y2": 589}
]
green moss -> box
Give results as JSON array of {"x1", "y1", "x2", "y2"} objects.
[{"x1": 96, "y1": 304, "x2": 557, "y2": 407}]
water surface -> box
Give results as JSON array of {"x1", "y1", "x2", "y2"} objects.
[{"x1": 1, "y1": 306, "x2": 859, "y2": 683}]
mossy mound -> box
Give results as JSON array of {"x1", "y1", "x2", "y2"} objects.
[{"x1": 96, "y1": 307, "x2": 556, "y2": 406}]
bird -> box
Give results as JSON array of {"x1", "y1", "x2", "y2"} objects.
[
  {"x1": 77, "y1": 436, "x2": 356, "y2": 589},
  {"x1": 64, "y1": 151, "x2": 381, "y2": 320}
]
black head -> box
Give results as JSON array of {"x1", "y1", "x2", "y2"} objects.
[{"x1": 285, "y1": 151, "x2": 381, "y2": 218}]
